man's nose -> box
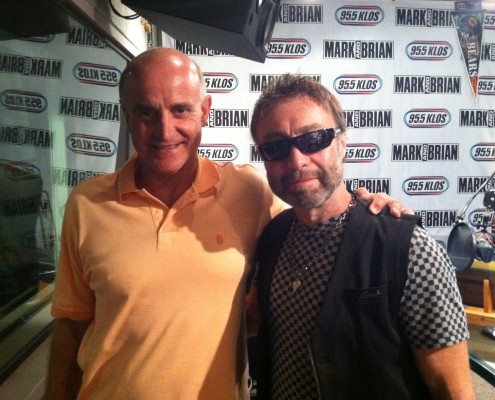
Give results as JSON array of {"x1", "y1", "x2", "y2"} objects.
[
  {"x1": 155, "y1": 112, "x2": 173, "y2": 139},
  {"x1": 286, "y1": 145, "x2": 309, "y2": 169}
]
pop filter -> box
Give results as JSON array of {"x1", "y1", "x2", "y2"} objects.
[
  {"x1": 447, "y1": 221, "x2": 476, "y2": 272},
  {"x1": 447, "y1": 170, "x2": 495, "y2": 271}
]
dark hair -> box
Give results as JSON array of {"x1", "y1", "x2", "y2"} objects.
[{"x1": 250, "y1": 74, "x2": 346, "y2": 139}]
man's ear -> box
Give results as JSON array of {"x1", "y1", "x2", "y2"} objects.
[
  {"x1": 338, "y1": 130, "x2": 347, "y2": 160},
  {"x1": 201, "y1": 95, "x2": 212, "y2": 125},
  {"x1": 121, "y1": 103, "x2": 130, "y2": 125}
]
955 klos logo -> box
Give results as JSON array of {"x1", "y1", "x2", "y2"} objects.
[
  {"x1": 266, "y1": 38, "x2": 311, "y2": 58},
  {"x1": 404, "y1": 108, "x2": 450, "y2": 128},
  {"x1": 403, "y1": 176, "x2": 449, "y2": 195},
  {"x1": 471, "y1": 142, "x2": 495, "y2": 161},
  {"x1": 197, "y1": 144, "x2": 238, "y2": 161},
  {"x1": 335, "y1": 6, "x2": 384, "y2": 26},
  {"x1": 406, "y1": 41, "x2": 453, "y2": 60},
  {"x1": 334, "y1": 74, "x2": 382, "y2": 95},
  {"x1": 469, "y1": 208, "x2": 495, "y2": 227},
  {"x1": 1, "y1": 89, "x2": 47, "y2": 113},
  {"x1": 73, "y1": 62, "x2": 121, "y2": 86},
  {"x1": 66, "y1": 133, "x2": 116, "y2": 157},
  {"x1": 204, "y1": 73, "x2": 238, "y2": 93},
  {"x1": 345, "y1": 143, "x2": 380, "y2": 162}
]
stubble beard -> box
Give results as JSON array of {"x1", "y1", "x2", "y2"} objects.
[{"x1": 269, "y1": 161, "x2": 344, "y2": 210}]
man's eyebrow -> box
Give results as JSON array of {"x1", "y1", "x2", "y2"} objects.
[
  {"x1": 296, "y1": 124, "x2": 323, "y2": 134},
  {"x1": 133, "y1": 102, "x2": 155, "y2": 110},
  {"x1": 170, "y1": 101, "x2": 192, "y2": 109},
  {"x1": 262, "y1": 131, "x2": 288, "y2": 141},
  {"x1": 263, "y1": 124, "x2": 323, "y2": 141}
]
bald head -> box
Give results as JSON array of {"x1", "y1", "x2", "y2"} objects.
[
  {"x1": 119, "y1": 48, "x2": 206, "y2": 106},
  {"x1": 119, "y1": 47, "x2": 212, "y2": 198}
]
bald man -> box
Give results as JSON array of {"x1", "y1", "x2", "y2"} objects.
[{"x1": 44, "y1": 48, "x2": 408, "y2": 400}]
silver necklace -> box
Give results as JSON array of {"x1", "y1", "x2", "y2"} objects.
[{"x1": 288, "y1": 194, "x2": 356, "y2": 294}]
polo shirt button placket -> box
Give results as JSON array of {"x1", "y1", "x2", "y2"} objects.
[{"x1": 158, "y1": 209, "x2": 177, "y2": 247}]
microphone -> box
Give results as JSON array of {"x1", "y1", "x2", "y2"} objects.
[
  {"x1": 475, "y1": 231, "x2": 494, "y2": 263},
  {"x1": 448, "y1": 178, "x2": 495, "y2": 345},
  {"x1": 475, "y1": 189, "x2": 495, "y2": 263},
  {"x1": 447, "y1": 171, "x2": 495, "y2": 272}
]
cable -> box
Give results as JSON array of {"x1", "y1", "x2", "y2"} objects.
[{"x1": 108, "y1": 0, "x2": 140, "y2": 20}]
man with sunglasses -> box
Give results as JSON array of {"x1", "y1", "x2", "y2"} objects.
[
  {"x1": 43, "y1": 49, "x2": 409, "y2": 400},
  {"x1": 247, "y1": 74, "x2": 475, "y2": 399}
]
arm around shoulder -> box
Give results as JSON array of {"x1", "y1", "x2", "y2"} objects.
[
  {"x1": 355, "y1": 187, "x2": 413, "y2": 217},
  {"x1": 42, "y1": 318, "x2": 91, "y2": 400},
  {"x1": 246, "y1": 284, "x2": 260, "y2": 337},
  {"x1": 412, "y1": 340, "x2": 476, "y2": 399}
]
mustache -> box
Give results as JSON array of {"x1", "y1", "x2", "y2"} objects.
[{"x1": 283, "y1": 169, "x2": 322, "y2": 183}]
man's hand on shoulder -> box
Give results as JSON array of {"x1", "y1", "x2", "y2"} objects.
[{"x1": 355, "y1": 187, "x2": 413, "y2": 218}]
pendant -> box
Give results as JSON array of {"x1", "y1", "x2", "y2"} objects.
[{"x1": 292, "y1": 278, "x2": 302, "y2": 293}]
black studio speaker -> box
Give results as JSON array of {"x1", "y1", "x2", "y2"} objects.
[
  {"x1": 0, "y1": 0, "x2": 70, "y2": 40},
  {"x1": 121, "y1": 0, "x2": 280, "y2": 62}
]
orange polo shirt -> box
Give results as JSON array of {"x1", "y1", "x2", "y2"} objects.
[{"x1": 52, "y1": 155, "x2": 284, "y2": 400}]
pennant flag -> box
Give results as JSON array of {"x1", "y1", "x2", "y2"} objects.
[{"x1": 452, "y1": 2, "x2": 484, "y2": 99}]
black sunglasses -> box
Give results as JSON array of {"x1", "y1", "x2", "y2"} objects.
[{"x1": 257, "y1": 128, "x2": 341, "y2": 161}]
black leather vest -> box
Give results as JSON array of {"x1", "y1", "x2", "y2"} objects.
[{"x1": 251, "y1": 199, "x2": 430, "y2": 400}]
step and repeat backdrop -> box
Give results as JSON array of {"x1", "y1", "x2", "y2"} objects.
[
  {"x1": 161, "y1": 0, "x2": 495, "y2": 246},
  {"x1": 0, "y1": 15, "x2": 127, "y2": 283},
  {"x1": 1, "y1": 0, "x2": 494, "y2": 263}
]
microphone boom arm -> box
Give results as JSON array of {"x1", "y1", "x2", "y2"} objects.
[{"x1": 457, "y1": 169, "x2": 495, "y2": 222}]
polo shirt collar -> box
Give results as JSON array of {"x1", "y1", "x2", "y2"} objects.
[
  {"x1": 117, "y1": 154, "x2": 220, "y2": 200},
  {"x1": 193, "y1": 156, "x2": 221, "y2": 194}
]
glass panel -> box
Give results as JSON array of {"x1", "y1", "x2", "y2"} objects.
[{"x1": 0, "y1": 11, "x2": 129, "y2": 379}]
